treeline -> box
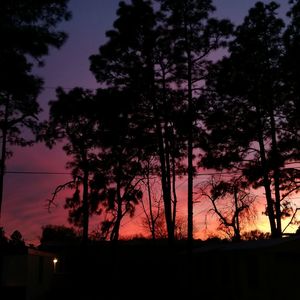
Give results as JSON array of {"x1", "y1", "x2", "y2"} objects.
[
  {"x1": 1, "y1": 0, "x2": 300, "y2": 244},
  {"x1": 0, "y1": 227, "x2": 26, "y2": 253}
]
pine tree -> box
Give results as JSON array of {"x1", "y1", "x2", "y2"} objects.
[{"x1": 0, "y1": 0, "x2": 71, "y2": 218}]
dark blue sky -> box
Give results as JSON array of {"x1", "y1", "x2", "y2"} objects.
[
  {"x1": 35, "y1": 0, "x2": 289, "y2": 116},
  {"x1": 3, "y1": 0, "x2": 291, "y2": 244}
]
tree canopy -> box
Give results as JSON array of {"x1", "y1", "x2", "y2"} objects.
[
  {"x1": 0, "y1": 0, "x2": 71, "y2": 218},
  {"x1": 4, "y1": 0, "x2": 300, "y2": 244}
]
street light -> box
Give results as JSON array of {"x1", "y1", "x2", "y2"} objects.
[{"x1": 53, "y1": 257, "x2": 58, "y2": 273}]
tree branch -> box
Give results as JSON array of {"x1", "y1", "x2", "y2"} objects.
[
  {"x1": 46, "y1": 178, "x2": 78, "y2": 212},
  {"x1": 282, "y1": 208, "x2": 300, "y2": 233}
]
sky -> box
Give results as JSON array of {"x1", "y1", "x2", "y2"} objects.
[{"x1": 2, "y1": 0, "x2": 294, "y2": 245}]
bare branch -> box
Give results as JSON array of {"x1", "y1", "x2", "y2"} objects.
[
  {"x1": 46, "y1": 178, "x2": 78, "y2": 212},
  {"x1": 283, "y1": 208, "x2": 300, "y2": 233}
]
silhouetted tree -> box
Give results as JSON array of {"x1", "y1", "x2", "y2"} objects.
[
  {"x1": 0, "y1": 227, "x2": 8, "y2": 251},
  {"x1": 0, "y1": 228, "x2": 27, "y2": 252},
  {"x1": 200, "y1": 2, "x2": 291, "y2": 238},
  {"x1": 90, "y1": 0, "x2": 180, "y2": 241},
  {"x1": 159, "y1": 0, "x2": 233, "y2": 242},
  {"x1": 90, "y1": 88, "x2": 145, "y2": 241},
  {"x1": 142, "y1": 210, "x2": 187, "y2": 240},
  {"x1": 140, "y1": 159, "x2": 163, "y2": 240},
  {"x1": 283, "y1": 0, "x2": 300, "y2": 140},
  {"x1": 40, "y1": 224, "x2": 79, "y2": 245},
  {"x1": 9, "y1": 230, "x2": 25, "y2": 248},
  {"x1": 279, "y1": 0, "x2": 300, "y2": 203},
  {"x1": 41, "y1": 87, "x2": 99, "y2": 245},
  {"x1": 90, "y1": 0, "x2": 232, "y2": 244},
  {"x1": 0, "y1": 0, "x2": 71, "y2": 219},
  {"x1": 198, "y1": 176, "x2": 256, "y2": 241},
  {"x1": 241, "y1": 229, "x2": 271, "y2": 240},
  {"x1": 144, "y1": 211, "x2": 168, "y2": 239},
  {"x1": 91, "y1": 158, "x2": 143, "y2": 242}
]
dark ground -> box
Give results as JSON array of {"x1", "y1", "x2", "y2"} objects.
[{"x1": 3, "y1": 237, "x2": 300, "y2": 300}]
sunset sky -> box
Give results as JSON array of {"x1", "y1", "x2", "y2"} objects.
[{"x1": 2, "y1": 0, "x2": 295, "y2": 245}]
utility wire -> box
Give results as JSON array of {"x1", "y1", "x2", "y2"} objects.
[
  {"x1": 4, "y1": 170, "x2": 241, "y2": 176},
  {"x1": 195, "y1": 171, "x2": 241, "y2": 176},
  {"x1": 121, "y1": 210, "x2": 145, "y2": 228},
  {"x1": 5, "y1": 171, "x2": 70, "y2": 175},
  {"x1": 5, "y1": 167, "x2": 300, "y2": 176}
]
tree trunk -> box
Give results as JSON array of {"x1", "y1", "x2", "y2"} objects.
[
  {"x1": 153, "y1": 113, "x2": 173, "y2": 241},
  {"x1": 233, "y1": 186, "x2": 241, "y2": 241},
  {"x1": 82, "y1": 156, "x2": 89, "y2": 245},
  {"x1": 161, "y1": 67, "x2": 175, "y2": 239},
  {"x1": 183, "y1": 13, "x2": 194, "y2": 244},
  {"x1": 110, "y1": 174, "x2": 122, "y2": 241},
  {"x1": 255, "y1": 105, "x2": 277, "y2": 237},
  {"x1": 159, "y1": 138, "x2": 174, "y2": 242},
  {"x1": 110, "y1": 215, "x2": 121, "y2": 241},
  {"x1": 148, "y1": 57, "x2": 174, "y2": 242},
  {"x1": 146, "y1": 164, "x2": 156, "y2": 240},
  {"x1": 269, "y1": 104, "x2": 282, "y2": 237},
  {"x1": 187, "y1": 48, "x2": 194, "y2": 243},
  {"x1": 0, "y1": 100, "x2": 9, "y2": 220},
  {"x1": 171, "y1": 151, "x2": 177, "y2": 235},
  {"x1": 163, "y1": 127, "x2": 175, "y2": 237}
]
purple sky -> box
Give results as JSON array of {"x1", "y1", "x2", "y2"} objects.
[{"x1": 2, "y1": 0, "x2": 291, "y2": 244}]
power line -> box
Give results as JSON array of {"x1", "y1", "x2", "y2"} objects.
[
  {"x1": 194, "y1": 167, "x2": 300, "y2": 176},
  {"x1": 4, "y1": 169, "x2": 241, "y2": 177},
  {"x1": 5, "y1": 167, "x2": 300, "y2": 176},
  {"x1": 195, "y1": 171, "x2": 240, "y2": 176},
  {"x1": 5, "y1": 171, "x2": 70, "y2": 175},
  {"x1": 5, "y1": 167, "x2": 300, "y2": 177},
  {"x1": 121, "y1": 210, "x2": 145, "y2": 228}
]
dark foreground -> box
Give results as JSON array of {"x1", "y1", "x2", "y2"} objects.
[{"x1": 2, "y1": 237, "x2": 300, "y2": 300}]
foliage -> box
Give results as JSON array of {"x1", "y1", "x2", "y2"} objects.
[
  {"x1": 159, "y1": 0, "x2": 233, "y2": 242},
  {"x1": 19, "y1": 0, "x2": 300, "y2": 243},
  {"x1": 90, "y1": 0, "x2": 232, "y2": 242},
  {"x1": 10, "y1": 230, "x2": 26, "y2": 247},
  {"x1": 41, "y1": 87, "x2": 100, "y2": 243},
  {"x1": 0, "y1": 227, "x2": 8, "y2": 248},
  {"x1": 40, "y1": 224, "x2": 79, "y2": 244},
  {"x1": 241, "y1": 230, "x2": 271, "y2": 241},
  {"x1": 0, "y1": 228, "x2": 26, "y2": 253},
  {"x1": 0, "y1": 0, "x2": 71, "y2": 155},
  {"x1": 200, "y1": 2, "x2": 300, "y2": 237},
  {"x1": 199, "y1": 176, "x2": 257, "y2": 241},
  {"x1": 142, "y1": 211, "x2": 188, "y2": 240},
  {"x1": 0, "y1": 0, "x2": 71, "y2": 217}
]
